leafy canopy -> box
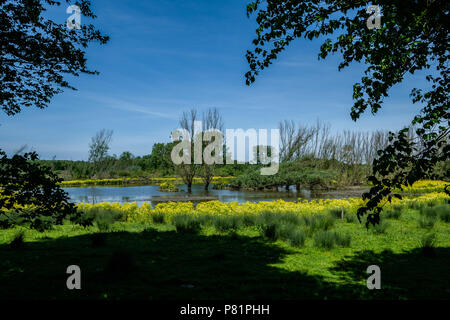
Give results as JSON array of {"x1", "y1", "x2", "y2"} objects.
[
  {"x1": 0, "y1": 0, "x2": 108, "y2": 230},
  {"x1": 245, "y1": 0, "x2": 449, "y2": 226},
  {"x1": 0, "y1": 0, "x2": 109, "y2": 116}
]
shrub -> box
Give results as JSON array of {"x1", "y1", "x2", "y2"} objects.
[
  {"x1": 420, "y1": 207, "x2": 438, "y2": 219},
  {"x1": 241, "y1": 214, "x2": 257, "y2": 227},
  {"x1": 0, "y1": 149, "x2": 78, "y2": 231},
  {"x1": 158, "y1": 182, "x2": 179, "y2": 192},
  {"x1": 9, "y1": 230, "x2": 25, "y2": 249},
  {"x1": 302, "y1": 214, "x2": 335, "y2": 233},
  {"x1": 213, "y1": 216, "x2": 242, "y2": 232},
  {"x1": 313, "y1": 231, "x2": 335, "y2": 250},
  {"x1": 435, "y1": 205, "x2": 450, "y2": 223},
  {"x1": 418, "y1": 216, "x2": 437, "y2": 229},
  {"x1": 287, "y1": 229, "x2": 306, "y2": 248},
  {"x1": 384, "y1": 208, "x2": 402, "y2": 219},
  {"x1": 420, "y1": 233, "x2": 437, "y2": 257},
  {"x1": 172, "y1": 215, "x2": 201, "y2": 234},
  {"x1": 345, "y1": 213, "x2": 358, "y2": 223},
  {"x1": 369, "y1": 220, "x2": 390, "y2": 234},
  {"x1": 274, "y1": 223, "x2": 297, "y2": 241},
  {"x1": 334, "y1": 233, "x2": 352, "y2": 247},
  {"x1": 313, "y1": 231, "x2": 351, "y2": 249},
  {"x1": 260, "y1": 223, "x2": 278, "y2": 241},
  {"x1": 328, "y1": 207, "x2": 345, "y2": 219},
  {"x1": 151, "y1": 212, "x2": 165, "y2": 224}
]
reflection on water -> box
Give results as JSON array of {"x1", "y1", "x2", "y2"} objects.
[{"x1": 64, "y1": 184, "x2": 365, "y2": 206}]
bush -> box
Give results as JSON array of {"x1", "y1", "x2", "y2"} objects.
[
  {"x1": 384, "y1": 208, "x2": 402, "y2": 219},
  {"x1": 302, "y1": 214, "x2": 335, "y2": 233},
  {"x1": 435, "y1": 205, "x2": 450, "y2": 223},
  {"x1": 9, "y1": 230, "x2": 25, "y2": 249},
  {"x1": 345, "y1": 213, "x2": 358, "y2": 223},
  {"x1": 420, "y1": 233, "x2": 437, "y2": 257},
  {"x1": 0, "y1": 149, "x2": 78, "y2": 231},
  {"x1": 158, "y1": 182, "x2": 179, "y2": 192},
  {"x1": 369, "y1": 220, "x2": 390, "y2": 234},
  {"x1": 274, "y1": 223, "x2": 297, "y2": 241},
  {"x1": 256, "y1": 212, "x2": 300, "y2": 241},
  {"x1": 151, "y1": 212, "x2": 165, "y2": 224},
  {"x1": 313, "y1": 231, "x2": 351, "y2": 249},
  {"x1": 418, "y1": 216, "x2": 437, "y2": 229},
  {"x1": 260, "y1": 223, "x2": 278, "y2": 241},
  {"x1": 328, "y1": 207, "x2": 345, "y2": 219},
  {"x1": 213, "y1": 216, "x2": 242, "y2": 232},
  {"x1": 420, "y1": 207, "x2": 438, "y2": 219},
  {"x1": 334, "y1": 233, "x2": 352, "y2": 247},
  {"x1": 313, "y1": 231, "x2": 336, "y2": 250},
  {"x1": 287, "y1": 229, "x2": 306, "y2": 248},
  {"x1": 241, "y1": 214, "x2": 257, "y2": 227},
  {"x1": 172, "y1": 215, "x2": 201, "y2": 234}
]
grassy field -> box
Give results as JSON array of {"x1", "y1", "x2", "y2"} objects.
[{"x1": 0, "y1": 194, "x2": 449, "y2": 300}]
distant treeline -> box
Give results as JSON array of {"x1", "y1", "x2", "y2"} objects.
[
  {"x1": 38, "y1": 142, "x2": 250, "y2": 180},
  {"x1": 38, "y1": 121, "x2": 448, "y2": 190}
]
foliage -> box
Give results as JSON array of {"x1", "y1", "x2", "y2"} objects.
[
  {"x1": 0, "y1": 150, "x2": 77, "y2": 230},
  {"x1": 420, "y1": 233, "x2": 437, "y2": 257},
  {"x1": 158, "y1": 182, "x2": 179, "y2": 192},
  {"x1": 313, "y1": 231, "x2": 351, "y2": 250},
  {"x1": 1, "y1": 197, "x2": 449, "y2": 299},
  {"x1": 172, "y1": 214, "x2": 201, "y2": 234},
  {"x1": 88, "y1": 129, "x2": 113, "y2": 177},
  {"x1": 244, "y1": 0, "x2": 449, "y2": 227},
  {"x1": 0, "y1": 0, "x2": 109, "y2": 116}
]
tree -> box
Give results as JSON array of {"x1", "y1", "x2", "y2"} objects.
[
  {"x1": 200, "y1": 108, "x2": 224, "y2": 190},
  {"x1": 173, "y1": 109, "x2": 199, "y2": 193},
  {"x1": 245, "y1": 0, "x2": 449, "y2": 226},
  {"x1": 0, "y1": 150, "x2": 78, "y2": 231},
  {"x1": 0, "y1": 0, "x2": 108, "y2": 230},
  {"x1": 0, "y1": 0, "x2": 109, "y2": 115},
  {"x1": 88, "y1": 129, "x2": 113, "y2": 177}
]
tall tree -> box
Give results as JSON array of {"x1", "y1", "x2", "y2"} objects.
[
  {"x1": 88, "y1": 129, "x2": 113, "y2": 177},
  {"x1": 200, "y1": 108, "x2": 224, "y2": 190},
  {"x1": 173, "y1": 109, "x2": 199, "y2": 193},
  {"x1": 0, "y1": 0, "x2": 108, "y2": 229},
  {"x1": 245, "y1": 0, "x2": 449, "y2": 226}
]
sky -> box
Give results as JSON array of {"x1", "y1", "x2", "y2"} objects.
[{"x1": 0, "y1": 0, "x2": 429, "y2": 160}]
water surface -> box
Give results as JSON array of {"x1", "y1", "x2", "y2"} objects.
[{"x1": 64, "y1": 184, "x2": 367, "y2": 206}]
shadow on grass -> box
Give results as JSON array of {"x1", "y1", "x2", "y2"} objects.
[
  {"x1": 0, "y1": 228, "x2": 449, "y2": 300},
  {"x1": 330, "y1": 247, "x2": 450, "y2": 300}
]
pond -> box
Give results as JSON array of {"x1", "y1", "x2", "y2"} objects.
[{"x1": 64, "y1": 184, "x2": 368, "y2": 206}]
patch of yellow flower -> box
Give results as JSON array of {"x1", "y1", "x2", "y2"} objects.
[
  {"x1": 395, "y1": 180, "x2": 449, "y2": 193},
  {"x1": 59, "y1": 176, "x2": 234, "y2": 186},
  {"x1": 76, "y1": 192, "x2": 449, "y2": 224}
]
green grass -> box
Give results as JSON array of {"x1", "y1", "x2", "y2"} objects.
[{"x1": 0, "y1": 202, "x2": 449, "y2": 300}]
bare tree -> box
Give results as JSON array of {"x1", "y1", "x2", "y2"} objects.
[
  {"x1": 176, "y1": 109, "x2": 199, "y2": 193},
  {"x1": 279, "y1": 120, "x2": 315, "y2": 161},
  {"x1": 200, "y1": 108, "x2": 224, "y2": 190}
]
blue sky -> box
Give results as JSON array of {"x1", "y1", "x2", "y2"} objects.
[{"x1": 0, "y1": 0, "x2": 427, "y2": 160}]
